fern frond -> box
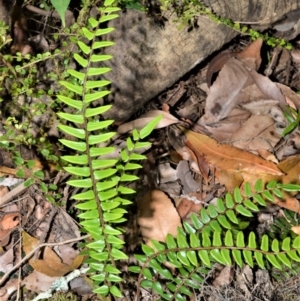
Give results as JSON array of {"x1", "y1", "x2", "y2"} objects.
[
  {"x1": 131, "y1": 180, "x2": 300, "y2": 300},
  {"x1": 56, "y1": 0, "x2": 162, "y2": 298}
]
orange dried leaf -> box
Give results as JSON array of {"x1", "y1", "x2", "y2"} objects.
[
  {"x1": 276, "y1": 197, "x2": 300, "y2": 214},
  {"x1": 176, "y1": 198, "x2": 193, "y2": 219},
  {"x1": 22, "y1": 231, "x2": 83, "y2": 277},
  {"x1": 291, "y1": 225, "x2": 300, "y2": 236},
  {"x1": 0, "y1": 212, "x2": 20, "y2": 246},
  {"x1": 0, "y1": 212, "x2": 20, "y2": 230},
  {"x1": 236, "y1": 39, "x2": 263, "y2": 69},
  {"x1": 217, "y1": 169, "x2": 244, "y2": 192},
  {"x1": 138, "y1": 190, "x2": 181, "y2": 245},
  {"x1": 184, "y1": 130, "x2": 283, "y2": 176}
]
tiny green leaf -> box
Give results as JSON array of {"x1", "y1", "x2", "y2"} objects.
[
  {"x1": 142, "y1": 244, "x2": 155, "y2": 256},
  {"x1": 226, "y1": 210, "x2": 239, "y2": 224},
  {"x1": 111, "y1": 248, "x2": 128, "y2": 260},
  {"x1": 225, "y1": 230, "x2": 233, "y2": 246},
  {"x1": 236, "y1": 205, "x2": 253, "y2": 217},
  {"x1": 234, "y1": 187, "x2": 243, "y2": 202},
  {"x1": 139, "y1": 115, "x2": 163, "y2": 139},
  {"x1": 232, "y1": 249, "x2": 243, "y2": 267},
  {"x1": 254, "y1": 251, "x2": 265, "y2": 269},
  {"x1": 243, "y1": 250, "x2": 253, "y2": 267},
  {"x1": 261, "y1": 235, "x2": 269, "y2": 252},
  {"x1": 50, "y1": 0, "x2": 70, "y2": 27}
]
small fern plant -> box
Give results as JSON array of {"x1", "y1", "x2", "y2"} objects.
[
  {"x1": 56, "y1": 0, "x2": 161, "y2": 298},
  {"x1": 130, "y1": 180, "x2": 300, "y2": 301}
]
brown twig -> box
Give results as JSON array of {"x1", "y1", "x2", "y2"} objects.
[
  {"x1": 0, "y1": 234, "x2": 90, "y2": 286},
  {"x1": 0, "y1": 182, "x2": 27, "y2": 207},
  {"x1": 25, "y1": 5, "x2": 75, "y2": 27},
  {"x1": 33, "y1": 206, "x2": 57, "y2": 259}
]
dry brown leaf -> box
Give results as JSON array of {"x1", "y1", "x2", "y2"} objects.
[
  {"x1": 199, "y1": 43, "x2": 292, "y2": 155},
  {"x1": 0, "y1": 212, "x2": 20, "y2": 246},
  {"x1": 184, "y1": 130, "x2": 283, "y2": 176},
  {"x1": 276, "y1": 132, "x2": 300, "y2": 160},
  {"x1": 0, "y1": 278, "x2": 18, "y2": 301},
  {"x1": 276, "y1": 197, "x2": 300, "y2": 214},
  {"x1": 278, "y1": 155, "x2": 300, "y2": 174},
  {"x1": 176, "y1": 198, "x2": 193, "y2": 219},
  {"x1": 200, "y1": 57, "x2": 250, "y2": 124},
  {"x1": 247, "y1": 69, "x2": 287, "y2": 109},
  {"x1": 277, "y1": 83, "x2": 300, "y2": 109},
  {"x1": 241, "y1": 155, "x2": 300, "y2": 189},
  {"x1": 206, "y1": 51, "x2": 236, "y2": 88},
  {"x1": 0, "y1": 160, "x2": 56, "y2": 178},
  {"x1": 257, "y1": 149, "x2": 278, "y2": 163},
  {"x1": 176, "y1": 160, "x2": 201, "y2": 194},
  {"x1": 291, "y1": 225, "x2": 300, "y2": 235},
  {"x1": 236, "y1": 39, "x2": 263, "y2": 69},
  {"x1": 175, "y1": 197, "x2": 203, "y2": 219},
  {"x1": 138, "y1": 190, "x2": 181, "y2": 245},
  {"x1": 0, "y1": 167, "x2": 19, "y2": 177},
  {"x1": 217, "y1": 169, "x2": 244, "y2": 192},
  {"x1": 202, "y1": 108, "x2": 251, "y2": 142},
  {"x1": 157, "y1": 163, "x2": 177, "y2": 184},
  {"x1": 206, "y1": 40, "x2": 263, "y2": 88},
  {"x1": 212, "y1": 265, "x2": 234, "y2": 288},
  {"x1": 188, "y1": 146, "x2": 210, "y2": 182},
  {"x1": 169, "y1": 127, "x2": 201, "y2": 174},
  {"x1": 22, "y1": 231, "x2": 83, "y2": 277},
  {"x1": 117, "y1": 110, "x2": 179, "y2": 134},
  {"x1": 22, "y1": 271, "x2": 58, "y2": 293},
  {"x1": 241, "y1": 99, "x2": 280, "y2": 116},
  {"x1": 231, "y1": 115, "x2": 280, "y2": 152},
  {"x1": 169, "y1": 149, "x2": 183, "y2": 164},
  {"x1": 54, "y1": 245, "x2": 79, "y2": 266},
  {"x1": 0, "y1": 212, "x2": 20, "y2": 230},
  {"x1": 0, "y1": 248, "x2": 14, "y2": 273}
]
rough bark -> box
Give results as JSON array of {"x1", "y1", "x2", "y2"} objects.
[
  {"x1": 203, "y1": 0, "x2": 300, "y2": 28},
  {"x1": 103, "y1": 1, "x2": 300, "y2": 122}
]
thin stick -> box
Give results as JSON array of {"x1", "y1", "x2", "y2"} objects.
[
  {"x1": 0, "y1": 234, "x2": 90, "y2": 286},
  {"x1": 232, "y1": 17, "x2": 270, "y2": 24},
  {"x1": 0, "y1": 182, "x2": 27, "y2": 207}
]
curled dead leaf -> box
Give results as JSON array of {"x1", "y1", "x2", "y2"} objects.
[
  {"x1": 206, "y1": 51, "x2": 237, "y2": 88},
  {"x1": 212, "y1": 265, "x2": 234, "y2": 288}
]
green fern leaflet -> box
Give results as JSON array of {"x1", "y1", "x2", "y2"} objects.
[{"x1": 56, "y1": 0, "x2": 161, "y2": 298}]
